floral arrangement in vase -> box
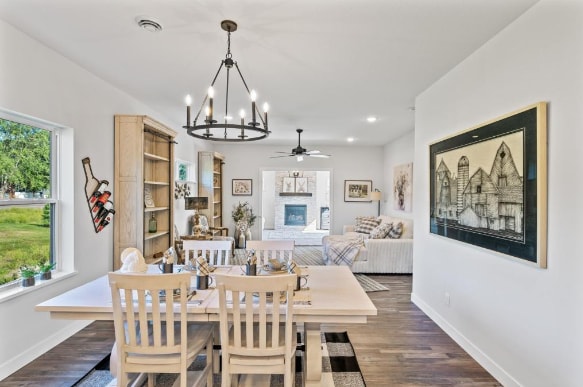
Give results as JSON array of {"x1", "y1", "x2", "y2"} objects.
[{"x1": 232, "y1": 202, "x2": 257, "y2": 247}]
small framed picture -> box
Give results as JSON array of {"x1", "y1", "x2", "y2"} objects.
[
  {"x1": 344, "y1": 180, "x2": 372, "y2": 202},
  {"x1": 175, "y1": 159, "x2": 194, "y2": 183},
  {"x1": 232, "y1": 179, "x2": 252, "y2": 196},
  {"x1": 282, "y1": 177, "x2": 295, "y2": 193}
]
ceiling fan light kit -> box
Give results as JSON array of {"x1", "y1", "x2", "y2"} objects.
[
  {"x1": 272, "y1": 129, "x2": 331, "y2": 162},
  {"x1": 183, "y1": 20, "x2": 270, "y2": 142}
]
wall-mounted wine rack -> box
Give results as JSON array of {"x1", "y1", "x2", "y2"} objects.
[{"x1": 82, "y1": 157, "x2": 115, "y2": 233}]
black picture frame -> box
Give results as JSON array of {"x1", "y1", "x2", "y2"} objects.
[
  {"x1": 344, "y1": 180, "x2": 372, "y2": 202},
  {"x1": 429, "y1": 102, "x2": 547, "y2": 267}
]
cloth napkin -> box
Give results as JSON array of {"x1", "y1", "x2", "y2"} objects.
[{"x1": 119, "y1": 247, "x2": 148, "y2": 273}]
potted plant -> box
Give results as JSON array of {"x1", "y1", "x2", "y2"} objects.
[
  {"x1": 38, "y1": 260, "x2": 56, "y2": 280},
  {"x1": 20, "y1": 266, "x2": 38, "y2": 287}
]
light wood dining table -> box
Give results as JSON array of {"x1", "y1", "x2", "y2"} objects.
[{"x1": 35, "y1": 265, "x2": 377, "y2": 386}]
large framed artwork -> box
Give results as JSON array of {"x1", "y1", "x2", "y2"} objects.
[
  {"x1": 429, "y1": 102, "x2": 547, "y2": 267},
  {"x1": 393, "y1": 163, "x2": 413, "y2": 212},
  {"x1": 344, "y1": 180, "x2": 372, "y2": 202}
]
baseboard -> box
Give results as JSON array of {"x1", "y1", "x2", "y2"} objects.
[
  {"x1": 0, "y1": 320, "x2": 92, "y2": 381},
  {"x1": 410, "y1": 292, "x2": 522, "y2": 387}
]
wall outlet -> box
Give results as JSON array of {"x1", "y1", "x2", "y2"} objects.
[{"x1": 444, "y1": 292, "x2": 451, "y2": 306}]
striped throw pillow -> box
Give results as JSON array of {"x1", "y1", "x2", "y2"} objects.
[
  {"x1": 354, "y1": 218, "x2": 381, "y2": 234},
  {"x1": 370, "y1": 222, "x2": 393, "y2": 239}
]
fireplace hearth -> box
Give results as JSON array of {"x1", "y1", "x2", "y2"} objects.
[{"x1": 284, "y1": 204, "x2": 307, "y2": 226}]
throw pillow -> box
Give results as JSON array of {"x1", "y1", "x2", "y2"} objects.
[
  {"x1": 354, "y1": 217, "x2": 381, "y2": 234},
  {"x1": 387, "y1": 222, "x2": 403, "y2": 239},
  {"x1": 370, "y1": 222, "x2": 393, "y2": 239},
  {"x1": 355, "y1": 216, "x2": 378, "y2": 226}
]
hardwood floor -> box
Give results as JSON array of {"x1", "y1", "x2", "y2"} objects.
[{"x1": 3, "y1": 275, "x2": 500, "y2": 386}]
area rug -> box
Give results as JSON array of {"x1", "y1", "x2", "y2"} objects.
[
  {"x1": 74, "y1": 331, "x2": 365, "y2": 387},
  {"x1": 234, "y1": 246, "x2": 389, "y2": 292}
]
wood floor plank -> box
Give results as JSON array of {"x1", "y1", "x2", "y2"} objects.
[{"x1": 4, "y1": 275, "x2": 501, "y2": 386}]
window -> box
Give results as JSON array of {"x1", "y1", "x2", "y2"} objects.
[
  {"x1": 0, "y1": 111, "x2": 59, "y2": 287},
  {"x1": 498, "y1": 175, "x2": 507, "y2": 187}
]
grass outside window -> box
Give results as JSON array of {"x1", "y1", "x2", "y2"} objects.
[{"x1": 0, "y1": 206, "x2": 50, "y2": 285}]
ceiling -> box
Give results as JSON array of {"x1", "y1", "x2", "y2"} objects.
[{"x1": 0, "y1": 0, "x2": 538, "y2": 147}]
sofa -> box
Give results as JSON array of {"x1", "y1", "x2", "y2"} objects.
[{"x1": 322, "y1": 215, "x2": 413, "y2": 274}]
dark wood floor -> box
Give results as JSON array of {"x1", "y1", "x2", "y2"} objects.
[{"x1": 4, "y1": 275, "x2": 501, "y2": 386}]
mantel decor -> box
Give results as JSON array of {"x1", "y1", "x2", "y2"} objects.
[
  {"x1": 429, "y1": 102, "x2": 547, "y2": 267},
  {"x1": 182, "y1": 20, "x2": 270, "y2": 142}
]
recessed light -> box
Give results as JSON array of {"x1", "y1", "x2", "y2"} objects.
[
  {"x1": 366, "y1": 116, "x2": 377, "y2": 123},
  {"x1": 347, "y1": 137, "x2": 355, "y2": 143},
  {"x1": 472, "y1": 135, "x2": 479, "y2": 138},
  {"x1": 135, "y1": 16, "x2": 163, "y2": 32}
]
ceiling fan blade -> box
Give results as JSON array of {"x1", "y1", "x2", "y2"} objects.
[
  {"x1": 269, "y1": 155, "x2": 294, "y2": 158},
  {"x1": 274, "y1": 151, "x2": 293, "y2": 154},
  {"x1": 305, "y1": 150, "x2": 321, "y2": 154},
  {"x1": 308, "y1": 154, "x2": 331, "y2": 158}
]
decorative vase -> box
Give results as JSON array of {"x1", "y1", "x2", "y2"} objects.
[
  {"x1": 40, "y1": 271, "x2": 52, "y2": 280},
  {"x1": 245, "y1": 228, "x2": 252, "y2": 242},
  {"x1": 22, "y1": 277, "x2": 35, "y2": 287},
  {"x1": 238, "y1": 232, "x2": 246, "y2": 249}
]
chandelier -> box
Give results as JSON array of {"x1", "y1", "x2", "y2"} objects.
[{"x1": 183, "y1": 20, "x2": 270, "y2": 142}]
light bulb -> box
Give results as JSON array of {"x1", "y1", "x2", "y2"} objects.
[
  {"x1": 208, "y1": 86, "x2": 214, "y2": 98},
  {"x1": 250, "y1": 90, "x2": 257, "y2": 102},
  {"x1": 239, "y1": 109, "x2": 246, "y2": 118},
  {"x1": 205, "y1": 106, "x2": 210, "y2": 116},
  {"x1": 185, "y1": 94, "x2": 192, "y2": 106},
  {"x1": 263, "y1": 102, "x2": 269, "y2": 112}
]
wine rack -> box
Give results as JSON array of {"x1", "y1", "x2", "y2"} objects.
[{"x1": 82, "y1": 157, "x2": 115, "y2": 233}]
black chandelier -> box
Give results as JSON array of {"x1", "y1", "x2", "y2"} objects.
[{"x1": 183, "y1": 20, "x2": 270, "y2": 142}]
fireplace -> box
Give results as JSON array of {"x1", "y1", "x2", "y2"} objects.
[{"x1": 284, "y1": 204, "x2": 307, "y2": 226}]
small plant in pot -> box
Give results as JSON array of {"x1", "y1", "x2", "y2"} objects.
[
  {"x1": 20, "y1": 266, "x2": 38, "y2": 287},
  {"x1": 38, "y1": 260, "x2": 56, "y2": 280}
]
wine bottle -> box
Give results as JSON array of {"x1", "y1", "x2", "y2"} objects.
[
  {"x1": 92, "y1": 191, "x2": 111, "y2": 214},
  {"x1": 97, "y1": 209, "x2": 115, "y2": 233},
  {"x1": 95, "y1": 201, "x2": 114, "y2": 222}
]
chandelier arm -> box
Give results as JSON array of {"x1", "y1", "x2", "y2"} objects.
[
  {"x1": 194, "y1": 61, "x2": 225, "y2": 123},
  {"x1": 234, "y1": 62, "x2": 266, "y2": 127}
]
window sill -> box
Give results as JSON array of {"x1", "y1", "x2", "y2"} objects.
[{"x1": 0, "y1": 271, "x2": 78, "y2": 304}]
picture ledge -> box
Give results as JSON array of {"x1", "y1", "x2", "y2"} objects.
[{"x1": 279, "y1": 192, "x2": 312, "y2": 197}]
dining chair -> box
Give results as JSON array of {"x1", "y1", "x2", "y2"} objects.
[
  {"x1": 215, "y1": 273, "x2": 297, "y2": 387},
  {"x1": 245, "y1": 240, "x2": 295, "y2": 266},
  {"x1": 108, "y1": 272, "x2": 214, "y2": 387},
  {"x1": 183, "y1": 239, "x2": 233, "y2": 266}
]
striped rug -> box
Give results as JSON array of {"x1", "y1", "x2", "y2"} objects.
[
  {"x1": 235, "y1": 246, "x2": 389, "y2": 292},
  {"x1": 75, "y1": 331, "x2": 365, "y2": 387}
]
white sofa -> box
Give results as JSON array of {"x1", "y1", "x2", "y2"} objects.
[{"x1": 322, "y1": 215, "x2": 413, "y2": 274}]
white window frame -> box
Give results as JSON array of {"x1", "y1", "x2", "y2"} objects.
[{"x1": 0, "y1": 108, "x2": 74, "y2": 301}]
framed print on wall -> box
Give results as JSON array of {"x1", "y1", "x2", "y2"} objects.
[
  {"x1": 344, "y1": 180, "x2": 372, "y2": 202},
  {"x1": 232, "y1": 179, "x2": 252, "y2": 196},
  {"x1": 175, "y1": 159, "x2": 194, "y2": 182},
  {"x1": 429, "y1": 102, "x2": 547, "y2": 267},
  {"x1": 393, "y1": 163, "x2": 413, "y2": 212}
]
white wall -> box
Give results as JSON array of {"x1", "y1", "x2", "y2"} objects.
[
  {"x1": 214, "y1": 144, "x2": 384, "y2": 236},
  {"x1": 412, "y1": 1, "x2": 583, "y2": 386},
  {"x1": 0, "y1": 19, "x2": 205, "y2": 378},
  {"x1": 383, "y1": 131, "x2": 415, "y2": 218}
]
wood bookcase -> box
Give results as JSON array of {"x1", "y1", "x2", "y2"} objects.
[
  {"x1": 198, "y1": 151, "x2": 225, "y2": 233},
  {"x1": 113, "y1": 115, "x2": 176, "y2": 270}
]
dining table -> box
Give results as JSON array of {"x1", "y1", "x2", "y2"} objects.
[{"x1": 35, "y1": 264, "x2": 377, "y2": 386}]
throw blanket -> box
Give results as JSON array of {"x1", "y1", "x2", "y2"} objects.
[{"x1": 324, "y1": 235, "x2": 364, "y2": 267}]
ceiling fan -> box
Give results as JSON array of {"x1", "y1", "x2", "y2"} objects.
[{"x1": 271, "y1": 129, "x2": 331, "y2": 162}]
